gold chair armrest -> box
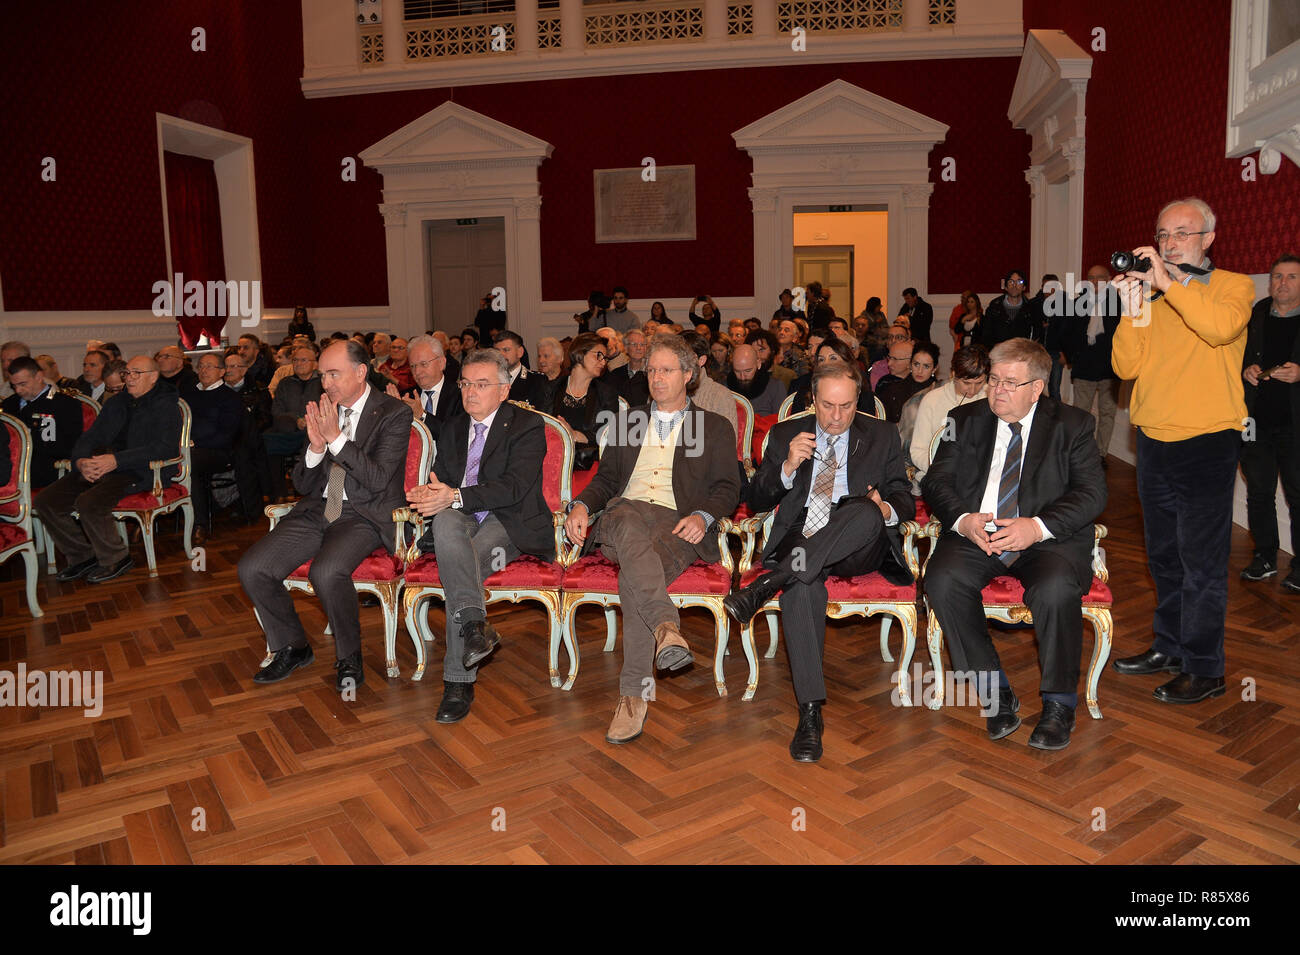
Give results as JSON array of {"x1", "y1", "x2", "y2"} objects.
[
  {"x1": 263, "y1": 502, "x2": 292, "y2": 530},
  {"x1": 148, "y1": 455, "x2": 184, "y2": 498},
  {"x1": 54, "y1": 458, "x2": 71, "y2": 479},
  {"x1": 391, "y1": 506, "x2": 427, "y2": 565},
  {"x1": 1092, "y1": 522, "x2": 1109, "y2": 583}
]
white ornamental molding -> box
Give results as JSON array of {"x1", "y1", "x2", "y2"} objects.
[
  {"x1": 1259, "y1": 125, "x2": 1300, "y2": 175},
  {"x1": 379, "y1": 203, "x2": 407, "y2": 226},
  {"x1": 747, "y1": 187, "x2": 778, "y2": 212},
  {"x1": 513, "y1": 196, "x2": 542, "y2": 220},
  {"x1": 901, "y1": 183, "x2": 934, "y2": 208}
]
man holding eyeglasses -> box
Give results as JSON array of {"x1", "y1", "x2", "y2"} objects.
[
  {"x1": 35, "y1": 356, "x2": 183, "y2": 584},
  {"x1": 727, "y1": 361, "x2": 914, "y2": 761},
  {"x1": 978, "y1": 270, "x2": 1033, "y2": 350},
  {"x1": 1110, "y1": 197, "x2": 1255, "y2": 705},
  {"x1": 240, "y1": 340, "x2": 413, "y2": 693},
  {"x1": 407, "y1": 349, "x2": 556, "y2": 724},
  {"x1": 923, "y1": 338, "x2": 1106, "y2": 750}
]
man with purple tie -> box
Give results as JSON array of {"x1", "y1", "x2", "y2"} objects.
[{"x1": 408, "y1": 349, "x2": 556, "y2": 724}]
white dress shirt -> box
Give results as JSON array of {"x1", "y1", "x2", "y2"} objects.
[
  {"x1": 953, "y1": 400, "x2": 1052, "y2": 541},
  {"x1": 305, "y1": 384, "x2": 371, "y2": 502},
  {"x1": 419, "y1": 379, "x2": 445, "y2": 419},
  {"x1": 779, "y1": 426, "x2": 898, "y2": 526}
]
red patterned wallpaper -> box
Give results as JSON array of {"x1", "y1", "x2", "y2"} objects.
[
  {"x1": 0, "y1": 0, "x2": 310, "y2": 311},
  {"x1": 1024, "y1": 0, "x2": 1300, "y2": 275}
]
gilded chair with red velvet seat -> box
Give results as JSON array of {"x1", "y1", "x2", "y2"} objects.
[
  {"x1": 110, "y1": 397, "x2": 194, "y2": 576},
  {"x1": 259, "y1": 417, "x2": 434, "y2": 679},
  {"x1": 726, "y1": 416, "x2": 924, "y2": 702},
  {"x1": 558, "y1": 520, "x2": 749, "y2": 696},
  {"x1": 399, "y1": 405, "x2": 573, "y2": 684},
  {"x1": 922, "y1": 522, "x2": 1113, "y2": 719},
  {"x1": 0, "y1": 413, "x2": 43, "y2": 616},
  {"x1": 40, "y1": 391, "x2": 100, "y2": 573}
]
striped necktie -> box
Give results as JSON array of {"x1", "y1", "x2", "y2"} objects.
[
  {"x1": 801, "y1": 436, "x2": 837, "y2": 538},
  {"x1": 997, "y1": 421, "x2": 1022, "y2": 565},
  {"x1": 323, "y1": 407, "x2": 354, "y2": 523}
]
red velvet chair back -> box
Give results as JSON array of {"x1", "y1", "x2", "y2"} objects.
[
  {"x1": 534, "y1": 408, "x2": 573, "y2": 512},
  {"x1": 405, "y1": 418, "x2": 434, "y2": 493}
]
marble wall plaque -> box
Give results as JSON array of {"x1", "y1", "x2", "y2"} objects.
[{"x1": 594, "y1": 165, "x2": 696, "y2": 243}]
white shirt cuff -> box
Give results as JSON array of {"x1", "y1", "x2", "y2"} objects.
[
  {"x1": 1033, "y1": 516, "x2": 1052, "y2": 541},
  {"x1": 952, "y1": 511, "x2": 971, "y2": 535},
  {"x1": 304, "y1": 448, "x2": 325, "y2": 468},
  {"x1": 780, "y1": 466, "x2": 796, "y2": 489},
  {"x1": 884, "y1": 503, "x2": 898, "y2": 527},
  {"x1": 327, "y1": 432, "x2": 348, "y2": 456}
]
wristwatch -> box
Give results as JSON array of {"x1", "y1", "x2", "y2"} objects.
[{"x1": 451, "y1": 488, "x2": 462, "y2": 509}]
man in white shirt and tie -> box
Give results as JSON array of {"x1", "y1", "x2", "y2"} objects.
[
  {"x1": 922, "y1": 338, "x2": 1107, "y2": 751},
  {"x1": 387, "y1": 334, "x2": 461, "y2": 442},
  {"x1": 239, "y1": 340, "x2": 413, "y2": 693}
]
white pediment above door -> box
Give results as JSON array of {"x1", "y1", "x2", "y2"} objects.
[
  {"x1": 360, "y1": 101, "x2": 554, "y2": 171},
  {"x1": 732, "y1": 79, "x2": 949, "y2": 154}
]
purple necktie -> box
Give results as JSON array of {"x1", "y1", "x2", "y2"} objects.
[{"x1": 463, "y1": 422, "x2": 488, "y2": 523}]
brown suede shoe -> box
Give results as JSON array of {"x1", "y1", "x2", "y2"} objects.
[
  {"x1": 653, "y1": 621, "x2": 693, "y2": 671},
  {"x1": 605, "y1": 696, "x2": 649, "y2": 744}
]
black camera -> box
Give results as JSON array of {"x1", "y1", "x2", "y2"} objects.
[{"x1": 1110, "y1": 250, "x2": 1152, "y2": 273}]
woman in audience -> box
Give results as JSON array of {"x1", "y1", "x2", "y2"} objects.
[
  {"x1": 708, "y1": 335, "x2": 732, "y2": 383},
  {"x1": 649, "y1": 301, "x2": 669, "y2": 324},
  {"x1": 951, "y1": 291, "x2": 983, "y2": 350},
  {"x1": 907, "y1": 344, "x2": 989, "y2": 489},
  {"x1": 287, "y1": 305, "x2": 315, "y2": 341},
  {"x1": 788, "y1": 338, "x2": 876, "y2": 415},
  {"x1": 861, "y1": 297, "x2": 891, "y2": 361},
  {"x1": 549, "y1": 332, "x2": 619, "y2": 470},
  {"x1": 878, "y1": 341, "x2": 940, "y2": 423}
]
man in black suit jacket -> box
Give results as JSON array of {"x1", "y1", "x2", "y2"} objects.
[
  {"x1": 389, "y1": 334, "x2": 462, "y2": 444},
  {"x1": 407, "y1": 349, "x2": 555, "y2": 723},
  {"x1": 35, "y1": 356, "x2": 182, "y2": 584},
  {"x1": 564, "y1": 334, "x2": 739, "y2": 746},
  {"x1": 2, "y1": 356, "x2": 85, "y2": 489},
  {"x1": 239, "y1": 340, "x2": 413, "y2": 693},
  {"x1": 922, "y1": 338, "x2": 1106, "y2": 751},
  {"x1": 725, "y1": 362, "x2": 915, "y2": 761}
]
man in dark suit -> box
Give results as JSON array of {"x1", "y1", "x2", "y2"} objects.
[
  {"x1": 2, "y1": 356, "x2": 85, "y2": 489},
  {"x1": 239, "y1": 340, "x2": 413, "y2": 693},
  {"x1": 495, "y1": 330, "x2": 546, "y2": 405},
  {"x1": 564, "y1": 334, "x2": 739, "y2": 746},
  {"x1": 724, "y1": 362, "x2": 915, "y2": 761},
  {"x1": 156, "y1": 346, "x2": 198, "y2": 393},
  {"x1": 606, "y1": 328, "x2": 650, "y2": 406},
  {"x1": 898, "y1": 287, "x2": 934, "y2": 344},
  {"x1": 407, "y1": 349, "x2": 555, "y2": 723},
  {"x1": 922, "y1": 338, "x2": 1106, "y2": 750},
  {"x1": 35, "y1": 355, "x2": 182, "y2": 584},
  {"x1": 224, "y1": 351, "x2": 273, "y2": 523},
  {"x1": 182, "y1": 353, "x2": 245, "y2": 542},
  {"x1": 388, "y1": 334, "x2": 461, "y2": 443}
]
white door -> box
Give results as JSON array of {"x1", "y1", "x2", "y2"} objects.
[{"x1": 426, "y1": 217, "x2": 506, "y2": 333}]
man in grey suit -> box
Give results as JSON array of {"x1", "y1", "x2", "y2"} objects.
[
  {"x1": 239, "y1": 340, "x2": 413, "y2": 693},
  {"x1": 564, "y1": 334, "x2": 739, "y2": 746}
]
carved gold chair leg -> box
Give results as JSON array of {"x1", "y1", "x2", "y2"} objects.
[
  {"x1": 879, "y1": 615, "x2": 894, "y2": 663},
  {"x1": 401, "y1": 589, "x2": 431, "y2": 680},
  {"x1": 1082, "y1": 606, "x2": 1113, "y2": 720},
  {"x1": 763, "y1": 610, "x2": 779, "y2": 658},
  {"x1": 925, "y1": 601, "x2": 946, "y2": 710},
  {"x1": 892, "y1": 604, "x2": 918, "y2": 707},
  {"x1": 602, "y1": 608, "x2": 617, "y2": 652}
]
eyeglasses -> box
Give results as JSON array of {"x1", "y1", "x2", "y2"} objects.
[
  {"x1": 987, "y1": 377, "x2": 1036, "y2": 392},
  {"x1": 410, "y1": 358, "x2": 443, "y2": 370},
  {"x1": 124, "y1": 369, "x2": 153, "y2": 378},
  {"x1": 590, "y1": 352, "x2": 607, "y2": 362},
  {"x1": 459, "y1": 380, "x2": 503, "y2": 392},
  {"x1": 1155, "y1": 230, "x2": 1208, "y2": 244}
]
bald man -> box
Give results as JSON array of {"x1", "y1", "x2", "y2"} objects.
[
  {"x1": 156, "y1": 345, "x2": 198, "y2": 392},
  {"x1": 727, "y1": 344, "x2": 786, "y2": 416},
  {"x1": 35, "y1": 355, "x2": 183, "y2": 583}
]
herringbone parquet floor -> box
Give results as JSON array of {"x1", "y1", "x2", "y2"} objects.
[{"x1": 1, "y1": 458, "x2": 1297, "y2": 864}]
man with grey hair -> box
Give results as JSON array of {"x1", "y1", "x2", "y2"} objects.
[
  {"x1": 387, "y1": 334, "x2": 460, "y2": 442},
  {"x1": 408, "y1": 348, "x2": 556, "y2": 724},
  {"x1": 370, "y1": 333, "x2": 392, "y2": 369},
  {"x1": 1110, "y1": 197, "x2": 1255, "y2": 704},
  {"x1": 607, "y1": 328, "x2": 649, "y2": 405},
  {"x1": 564, "y1": 334, "x2": 739, "y2": 745},
  {"x1": 597, "y1": 327, "x2": 627, "y2": 371},
  {"x1": 923, "y1": 338, "x2": 1106, "y2": 751},
  {"x1": 1, "y1": 340, "x2": 31, "y2": 399}
]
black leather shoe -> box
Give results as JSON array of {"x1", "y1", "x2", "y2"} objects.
[
  {"x1": 985, "y1": 688, "x2": 1021, "y2": 741},
  {"x1": 56, "y1": 557, "x2": 98, "y2": 582},
  {"x1": 436, "y1": 682, "x2": 475, "y2": 723},
  {"x1": 1113, "y1": 647, "x2": 1183, "y2": 675},
  {"x1": 460, "y1": 620, "x2": 501, "y2": 670},
  {"x1": 1028, "y1": 699, "x2": 1076, "y2": 750},
  {"x1": 85, "y1": 556, "x2": 134, "y2": 583},
  {"x1": 1153, "y1": 673, "x2": 1225, "y2": 704},
  {"x1": 724, "y1": 571, "x2": 788, "y2": 626},
  {"x1": 253, "y1": 644, "x2": 314, "y2": 684},
  {"x1": 789, "y1": 702, "x2": 823, "y2": 762},
  {"x1": 335, "y1": 650, "x2": 364, "y2": 692}
]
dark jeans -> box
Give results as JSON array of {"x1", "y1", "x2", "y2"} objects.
[
  {"x1": 263, "y1": 430, "x2": 306, "y2": 500},
  {"x1": 191, "y1": 446, "x2": 233, "y2": 529},
  {"x1": 1137, "y1": 428, "x2": 1239, "y2": 677},
  {"x1": 34, "y1": 471, "x2": 136, "y2": 566},
  {"x1": 1239, "y1": 422, "x2": 1300, "y2": 562}
]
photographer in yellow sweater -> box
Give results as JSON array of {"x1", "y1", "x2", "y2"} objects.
[{"x1": 1109, "y1": 197, "x2": 1255, "y2": 705}]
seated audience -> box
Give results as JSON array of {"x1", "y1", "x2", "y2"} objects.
[
  {"x1": 238, "y1": 334, "x2": 273, "y2": 388},
  {"x1": 729, "y1": 343, "x2": 785, "y2": 416},
  {"x1": 378, "y1": 337, "x2": 416, "y2": 393},
  {"x1": 184, "y1": 353, "x2": 245, "y2": 541},
  {"x1": 102, "y1": 359, "x2": 128, "y2": 398},
  {"x1": 407, "y1": 349, "x2": 557, "y2": 723},
  {"x1": 35, "y1": 356, "x2": 182, "y2": 584},
  {"x1": 536, "y1": 336, "x2": 567, "y2": 385},
  {"x1": 872, "y1": 334, "x2": 914, "y2": 395},
  {"x1": 34, "y1": 355, "x2": 78, "y2": 392},
  {"x1": 265, "y1": 345, "x2": 323, "y2": 501},
  {"x1": 287, "y1": 305, "x2": 316, "y2": 341},
  {"x1": 370, "y1": 333, "x2": 392, "y2": 369},
  {"x1": 74, "y1": 349, "x2": 111, "y2": 401},
  {"x1": 708, "y1": 335, "x2": 732, "y2": 383},
  {"x1": 1, "y1": 341, "x2": 31, "y2": 399},
  {"x1": 224, "y1": 351, "x2": 274, "y2": 523},
  {"x1": 597, "y1": 328, "x2": 627, "y2": 371},
  {"x1": 389, "y1": 334, "x2": 461, "y2": 443},
  {"x1": 878, "y1": 341, "x2": 940, "y2": 423},
  {"x1": 681, "y1": 331, "x2": 739, "y2": 440},
  {"x1": 607, "y1": 328, "x2": 650, "y2": 406},
  {"x1": 909, "y1": 344, "x2": 990, "y2": 488},
  {"x1": 156, "y1": 346, "x2": 198, "y2": 392},
  {"x1": 746, "y1": 329, "x2": 794, "y2": 389},
  {"x1": 547, "y1": 332, "x2": 619, "y2": 469}
]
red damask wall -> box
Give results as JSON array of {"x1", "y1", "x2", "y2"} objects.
[
  {"x1": 0, "y1": 0, "x2": 310, "y2": 311},
  {"x1": 1024, "y1": 0, "x2": 1299, "y2": 275}
]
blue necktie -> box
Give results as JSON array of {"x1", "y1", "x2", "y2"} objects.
[{"x1": 424, "y1": 389, "x2": 436, "y2": 415}]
